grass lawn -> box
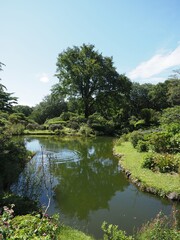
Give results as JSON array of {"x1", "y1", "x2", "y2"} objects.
[
  {"x1": 114, "y1": 142, "x2": 180, "y2": 197},
  {"x1": 59, "y1": 226, "x2": 94, "y2": 240},
  {"x1": 24, "y1": 129, "x2": 55, "y2": 135}
]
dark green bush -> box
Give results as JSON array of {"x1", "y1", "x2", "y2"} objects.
[
  {"x1": 142, "y1": 154, "x2": 156, "y2": 170},
  {"x1": 164, "y1": 123, "x2": 180, "y2": 135},
  {"x1": 88, "y1": 113, "x2": 115, "y2": 135},
  {"x1": 0, "y1": 136, "x2": 28, "y2": 191},
  {"x1": 59, "y1": 112, "x2": 77, "y2": 121},
  {"x1": 26, "y1": 123, "x2": 41, "y2": 130},
  {"x1": 67, "y1": 121, "x2": 80, "y2": 130},
  {"x1": 0, "y1": 193, "x2": 38, "y2": 216},
  {"x1": 48, "y1": 124, "x2": 63, "y2": 131},
  {"x1": 136, "y1": 140, "x2": 149, "y2": 152},
  {"x1": 148, "y1": 132, "x2": 172, "y2": 153},
  {"x1": 130, "y1": 131, "x2": 145, "y2": 148}
]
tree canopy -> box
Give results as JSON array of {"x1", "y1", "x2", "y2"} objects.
[{"x1": 53, "y1": 44, "x2": 131, "y2": 118}]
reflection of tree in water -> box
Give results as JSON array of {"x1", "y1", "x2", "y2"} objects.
[{"x1": 45, "y1": 137, "x2": 130, "y2": 220}]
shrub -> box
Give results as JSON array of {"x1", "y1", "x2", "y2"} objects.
[
  {"x1": 164, "y1": 123, "x2": 180, "y2": 135},
  {"x1": 79, "y1": 124, "x2": 93, "y2": 137},
  {"x1": 148, "y1": 132, "x2": 172, "y2": 153},
  {"x1": 160, "y1": 106, "x2": 180, "y2": 125},
  {"x1": 0, "y1": 112, "x2": 9, "y2": 127},
  {"x1": 0, "y1": 205, "x2": 59, "y2": 239},
  {"x1": 70, "y1": 114, "x2": 86, "y2": 123},
  {"x1": 59, "y1": 112, "x2": 77, "y2": 121},
  {"x1": 142, "y1": 153, "x2": 155, "y2": 170},
  {"x1": 8, "y1": 113, "x2": 26, "y2": 124},
  {"x1": 88, "y1": 113, "x2": 115, "y2": 135},
  {"x1": 102, "y1": 222, "x2": 134, "y2": 240},
  {"x1": 48, "y1": 124, "x2": 63, "y2": 131},
  {"x1": 67, "y1": 121, "x2": 80, "y2": 130},
  {"x1": 130, "y1": 131, "x2": 145, "y2": 148},
  {"x1": 26, "y1": 123, "x2": 40, "y2": 130},
  {"x1": 45, "y1": 117, "x2": 67, "y2": 126},
  {"x1": 170, "y1": 133, "x2": 180, "y2": 153},
  {"x1": 143, "y1": 153, "x2": 180, "y2": 173},
  {"x1": 9, "y1": 124, "x2": 25, "y2": 135},
  {"x1": 136, "y1": 140, "x2": 149, "y2": 152}
]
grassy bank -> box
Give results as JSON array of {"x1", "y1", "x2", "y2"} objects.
[
  {"x1": 114, "y1": 142, "x2": 180, "y2": 198},
  {"x1": 60, "y1": 226, "x2": 94, "y2": 240}
]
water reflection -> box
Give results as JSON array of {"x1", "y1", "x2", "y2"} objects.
[
  {"x1": 12, "y1": 136, "x2": 177, "y2": 238},
  {"x1": 33, "y1": 137, "x2": 129, "y2": 219}
]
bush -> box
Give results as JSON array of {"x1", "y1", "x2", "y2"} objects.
[
  {"x1": 48, "y1": 124, "x2": 63, "y2": 131},
  {"x1": 79, "y1": 124, "x2": 93, "y2": 137},
  {"x1": 170, "y1": 133, "x2": 180, "y2": 153},
  {"x1": 160, "y1": 106, "x2": 180, "y2": 125},
  {"x1": 9, "y1": 124, "x2": 25, "y2": 135},
  {"x1": 130, "y1": 131, "x2": 145, "y2": 148},
  {"x1": 8, "y1": 113, "x2": 26, "y2": 124},
  {"x1": 26, "y1": 123, "x2": 41, "y2": 130},
  {"x1": 0, "y1": 205, "x2": 59, "y2": 239},
  {"x1": 102, "y1": 222, "x2": 134, "y2": 240},
  {"x1": 67, "y1": 121, "x2": 80, "y2": 130},
  {"x1": 148, "y1": 132, "x2": 172, "y2": 153},
  {"x1": 88, "y1": 113, "x2": 115, "y2": 135},
  {"x1": 136, "y1": 140, "x2": 149, "y2": 152},
  {"x1": 59, "y1": 112, "x2": 77, "y2": 121},
  {"x1": 147, "y1": 130, "x2": 180, "y2": 154},
  {"x1": 164, "y1": 123, "x2": 180, "y2": 135},
  {"x1": 143, "y1": 153, "x2": 180, "y2": 173}
]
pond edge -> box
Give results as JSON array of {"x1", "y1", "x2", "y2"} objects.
[{"x1": 113, "y1": 149, "x2": 180, "y2": 202}]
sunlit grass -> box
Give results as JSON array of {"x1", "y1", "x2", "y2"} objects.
[
  {"x1": 114, "y1": 142, "x2": 180, "y2": 196},
  {"x1": 24, "y1": 129, "x2": 54, "y2": 135},
  {"x1": 59, "y1": 225, "x2": 94, "y2": 240}
]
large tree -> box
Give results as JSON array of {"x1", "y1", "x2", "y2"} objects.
[{"x1": 53, "y1": 44, "x2": 131, "y2": 118}]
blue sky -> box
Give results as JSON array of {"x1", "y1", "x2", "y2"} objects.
[{"x1": 1, "y1": 0, "x2": 180, "y2": 106}]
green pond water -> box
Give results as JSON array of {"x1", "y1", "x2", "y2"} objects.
[{"x1": 11, "y1": 136, "x2": 178, "y2": 239}]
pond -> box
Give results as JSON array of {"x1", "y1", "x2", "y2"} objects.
[{"x1": 11, "y1": 136, "x2": 178, "y2": 239}]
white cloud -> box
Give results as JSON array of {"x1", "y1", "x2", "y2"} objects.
[
  {"x1": 128, "y1": 45, "x2": 180, "y2": 80},
  {"x1": 39, "y1": 73, "x2": 49, "y2": 83},
  {"x1": 139, "y1": 77, "x2": 165, "y2": 84}
]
